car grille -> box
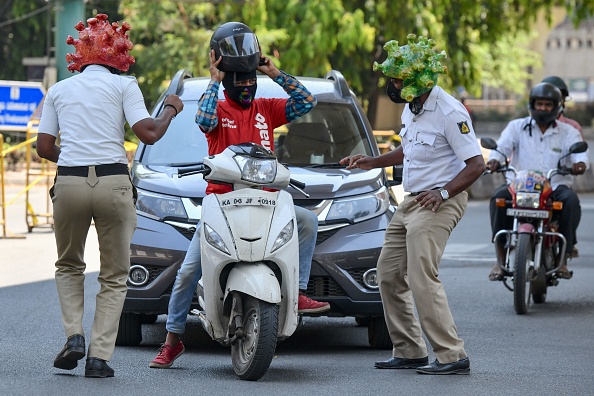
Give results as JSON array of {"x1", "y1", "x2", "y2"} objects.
[
  {"x1": 173, "y1": 225, "x2": 196, "y2": 240},
  {"x1": 316, "y1": 228, "x2": 340, "y2": 245},
  {"x1": 306, "y1": 275, "x2": 346, "y2": 297},
  {"x1": 346, "y1": 269, "x2": 366, "y2": 286}
]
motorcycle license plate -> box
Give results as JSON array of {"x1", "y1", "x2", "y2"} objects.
[
  {"x1": 506, "y1": 208, "x2": 549, "y2": 219},
  {"x1": 220, "y1": 196, "x2": 276, "y2": 207}
]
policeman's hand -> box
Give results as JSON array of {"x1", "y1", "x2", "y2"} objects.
[
  {"x1": 486, "y1": 159, "x2": 500, "y2": 172},
  {"x1": 571, "y1": 162, "x2": 587, "y2": 175},
  {"x1": 257, "y1": 55, "x2": 280, "y2": 79},
  {"x1": 209, "y1": 50, "x2": 224, "y2": 82},
  {"x1": 164, "y1": 94, "x2": 184, "y2": 115},
  {"x1": 339, "y1": 154, "x2": 374, "y2": 170},
  {"x1": 416, "y1": 190, "x2": 444, "y2": 212}
]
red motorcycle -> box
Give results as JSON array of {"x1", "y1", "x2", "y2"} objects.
[{"x1": 481, "y1": 137, "x2": 588, "y2": 315}]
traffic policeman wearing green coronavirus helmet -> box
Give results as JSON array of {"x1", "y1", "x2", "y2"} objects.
[{"x1": 340, "y1": 34, "x2": 485, "y2": 375}]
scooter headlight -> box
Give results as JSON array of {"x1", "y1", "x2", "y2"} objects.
[
  {"x1": 234, "y1": 155, "x2": 277, "y2": 184},
  {"x1": 516, "y1": 192, "x2": 540, "y2": 209},
  {"x1": 325, "y1": 186, "x2": 390, "y2": 224},
  {"x1": 271, "y1": 219, "x2": 294, "y2": 253},
  {"x1": 203, "y1": 223, "x2": 230, "y2": 255}
]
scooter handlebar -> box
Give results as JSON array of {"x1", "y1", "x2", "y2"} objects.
[
  {"x1": 290, "y1": 179, "x2": 306, "y2": 190},
  {"x1": 177, "y1": 164, "x2": 209, "y2": 178}
]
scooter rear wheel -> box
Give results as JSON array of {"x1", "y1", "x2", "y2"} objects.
[{"x1": 231, "y1": 295, "x2": 279, "y2": 381}]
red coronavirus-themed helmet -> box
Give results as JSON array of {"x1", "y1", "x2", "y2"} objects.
[{"x1": 65, "y1": 13, "x2": 135, "y2": 73}]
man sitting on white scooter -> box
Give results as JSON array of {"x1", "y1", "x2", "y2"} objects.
[{"x1": 150, "y1": 22, "x2": 330, "y2": 369}]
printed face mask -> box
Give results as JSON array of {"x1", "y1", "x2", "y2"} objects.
[{"x1": 225, "y1": 83, "x2": 257, "y2": 108}]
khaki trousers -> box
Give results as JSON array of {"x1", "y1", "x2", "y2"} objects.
[
  {"x1": 377, "y1": 192, "x2": 467, "y2": 364},
  {"x1": 52, "y1": 169, "x2": 136, "y2": 361}
]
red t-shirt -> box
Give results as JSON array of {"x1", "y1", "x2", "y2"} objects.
[{"x1": 205, "y1": 91, "x2": 288, "y2": 194}]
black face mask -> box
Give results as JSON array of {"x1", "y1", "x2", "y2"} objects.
[
  {"x1": 224, "y1": 83, "x2": 257, "y2": 108},
  {"x1": 386, "y1": 82, "x2": 408, "y2": 104}
]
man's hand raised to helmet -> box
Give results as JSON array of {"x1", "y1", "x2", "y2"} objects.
[
  {"x1": 257, "y1": 55, "x2": 280, "y2": 79},
  {"x1": 209, "y1": 50, "x2": 224, "y2": 83}
]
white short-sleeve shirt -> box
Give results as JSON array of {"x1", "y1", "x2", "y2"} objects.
[
  {"x1": 488, "y1": 116, "x2": 589, "y2": 189},
  {"x1": 37, "y1": 65, "x2": 150, "y2": 166},
  {"x1": 399, "y1": 86, "x2": 482, "y2": 193}
]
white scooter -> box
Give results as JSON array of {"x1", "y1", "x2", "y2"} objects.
[{"x1": 177, "y1": 142, "x2": 305, "y2": 381}]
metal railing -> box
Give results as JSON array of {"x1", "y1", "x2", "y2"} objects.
[{"x1": 0, "y1": 121, "x2": 55, "y2": 238}]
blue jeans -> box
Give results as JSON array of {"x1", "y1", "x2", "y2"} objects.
[{"x1": 165, "y1": 205, "x2": 318, "y2": 334}]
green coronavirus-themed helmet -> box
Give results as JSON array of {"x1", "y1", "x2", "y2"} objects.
[{"x1": 373, "y1": 34, "x2": 448, "y2": 102}]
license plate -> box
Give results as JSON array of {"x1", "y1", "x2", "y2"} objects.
[
  {"x1": 220, "y1": 196, "x2": 277, "y2": 207},
  {"x1": 506, "y1": 208, "x2": 549, "y2": 219}
]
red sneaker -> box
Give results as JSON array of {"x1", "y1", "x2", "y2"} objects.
[
  {"x1": 149, "y1": 341, "x2": 185, "y2": 368},
  {"x1": 298, "y1": 293, "x2": 330, "y2": 314}
]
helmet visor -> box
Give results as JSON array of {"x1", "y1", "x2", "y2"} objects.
[{"x1": 217, "y1": 33, "x2": 259, "y2": 57}]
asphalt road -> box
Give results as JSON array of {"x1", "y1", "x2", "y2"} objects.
[{"x1": 1, "y1": 186, "x2": 593, "y2": 395}]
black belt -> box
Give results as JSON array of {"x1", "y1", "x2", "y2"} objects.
[
  {"x1": 57, "y1": 163, "x2": 129, "y2": 177},
  {"x1": 409, "y1": 187, "x2": 441, "y2": 196}
]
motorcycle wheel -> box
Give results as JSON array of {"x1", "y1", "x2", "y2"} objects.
[
  {"x1": 231, "y1": 295, "x2": 279, "y2": 381},
  {"x1": 531, "y1": 266, "x2": 547, "y2": 304},
  {"x1": 513, "y1": 233, "x2": 533, "y2": 315}
]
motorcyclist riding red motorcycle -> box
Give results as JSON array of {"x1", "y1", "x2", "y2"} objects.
[{"x1": 487, "y1": 82, "x2": 589, "y2": 281}]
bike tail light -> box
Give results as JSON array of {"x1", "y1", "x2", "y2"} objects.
[{"x1": 552, "y1": 201, "x2": 563, "y2": 210}]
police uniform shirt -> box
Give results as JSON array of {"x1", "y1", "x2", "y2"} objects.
[
  {"x1": 399, "y1": 86, "x2": 482, "y2": 193},
  {"x1": 38, "y1": 65, "x2": 150, "y2": 166},
  {"x1": 488, "y1": 116, "x2": 589, "y2": 190}
]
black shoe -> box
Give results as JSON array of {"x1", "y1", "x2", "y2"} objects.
[
  {"x1": 85, "y1": 357, "x2": 114, "y2": 378},
  {"x1": 53, "y1": 334, "x2": 85, "y2": 370},
  {"x1": 374, "y1": 356, "x2": 429, "y2": 369},
  {"x1": 415, "y1": 357, "x2": 470, "y2": 375}
]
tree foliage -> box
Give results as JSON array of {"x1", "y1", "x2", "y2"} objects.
[
  {"x1": 3, "y1": 0, "x2": 593, "y2": 127},
  {"x1": 0, "y1": 0, "x2": 51, "y2": 81}
]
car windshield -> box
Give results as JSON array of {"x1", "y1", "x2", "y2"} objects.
[{"x1": 140, "y1": 101, "x2": 373, "y2": 166}]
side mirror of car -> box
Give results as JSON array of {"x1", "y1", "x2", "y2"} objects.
[{"x1": 388, "y1": 165, "x2": 403, "y2": 186}]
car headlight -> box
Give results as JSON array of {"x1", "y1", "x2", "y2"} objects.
[
  {"x1": 271, "y1": 220, "x2": 294, "y2": 253},
  {"x1": 234, "y1": 155, "x2": 277, "y2": 184},
  {"x1": 203, "y1": 223, "x2": 230, "y2": 255},
  {"x1": 325, "y1": 186, "x2": 390, "y2": 224},
  {"x1": 516, "y1": 192, "x2": 540, "y2": 209},
  {"x1": 136, "y1": 189, "x2": 188, "y2": 220}
]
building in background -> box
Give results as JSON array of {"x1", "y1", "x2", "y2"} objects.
[{"x1": 544, "y1": 18, "x2": 594, "y2": 103}]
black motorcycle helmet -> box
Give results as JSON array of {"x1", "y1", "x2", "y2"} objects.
[
  {"x1": 210, "y1": 22, "x2": 260, "y2": 72},
  {"x1": 541, "y1": 75, "x2": 569, "y2": 98},
  {"x1": 528, "y1": 82, "x2": 563, "y2": 124}
]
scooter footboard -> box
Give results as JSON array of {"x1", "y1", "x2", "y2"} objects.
[{"x1": 224, "y1": 263, "x2": 282, "y2": 304}]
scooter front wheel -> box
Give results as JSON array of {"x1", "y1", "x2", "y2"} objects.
[{"x1": 232, "y1": 295, "x2": 279, "y2": 381}]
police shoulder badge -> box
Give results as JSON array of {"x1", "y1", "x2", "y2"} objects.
[{"x1": 457, "y1": 120, "x2": 470, "y2": 134}]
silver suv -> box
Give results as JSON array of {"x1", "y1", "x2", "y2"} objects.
[{"x1": 117, "y1": 69, "x2": 396, "y2": 349}]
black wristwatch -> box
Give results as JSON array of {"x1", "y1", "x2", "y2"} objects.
[{"x1": 438, "y1": 188, "x2": 449, "y2": 201}]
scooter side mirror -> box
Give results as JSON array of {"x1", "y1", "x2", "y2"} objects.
[
  {"x1": 557, "y1": 141, "x2": 589, "y2": 168},
  {"x1": 568, "y1": 141, "x2": 588, "y2": 154},
  {"x1": 480, "y1": 137, "x2": 498, "y2": 150}
]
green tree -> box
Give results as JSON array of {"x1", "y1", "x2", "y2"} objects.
[
  {"x1": 119, "y1": 1, "x2": 592, "y2": 126},
  {"x1": 0, "y1": 1, "x2": 123, "y2": 81},
  {"x1": 0, "y1": 0, "x2": 51, "y2": 81}
]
